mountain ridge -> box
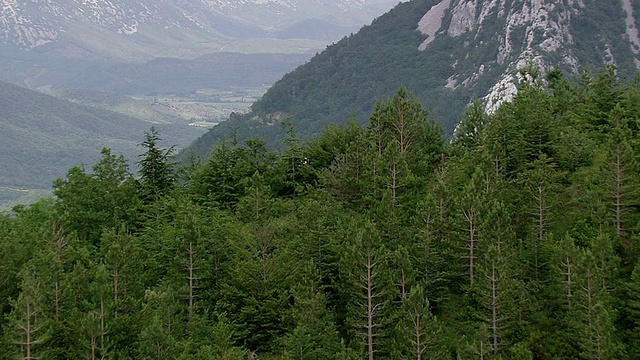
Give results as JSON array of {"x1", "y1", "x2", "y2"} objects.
[
  {"x1": 0, "y1": 0, "x2": 403, "y2": 96},
  {"x1": 183, "y1": 0, "x2": 640, "y2": 159}
]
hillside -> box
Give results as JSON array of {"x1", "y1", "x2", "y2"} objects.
[
  {"x1": 0, "y1": 81, "x2": 204, "y2": 193},
  {"x1": 183, "y1": 0, "x2": 640, "y2": 158}
]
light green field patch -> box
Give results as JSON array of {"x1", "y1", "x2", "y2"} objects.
[{"x1": 189, "y1": 121, "x2": 219, "y2": 127}]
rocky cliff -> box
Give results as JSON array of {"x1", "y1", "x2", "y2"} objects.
[{"x1": 418, "y1": 0, "x2": 640, "y2": 113}]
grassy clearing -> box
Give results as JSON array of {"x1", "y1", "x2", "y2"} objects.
[{"x1": 189, "y1": 121, "x2": 219, "y2": 127}]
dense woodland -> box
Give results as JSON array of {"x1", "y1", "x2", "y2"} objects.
[{"x1": 2, "y1": 67, "x2": 640, "y2": 359}]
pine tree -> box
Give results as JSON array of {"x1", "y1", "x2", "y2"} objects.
[
  {"x1": 341, "y1": 222, "x2": 393, "y2": 359},
  {"x1": 453, "y1": 99, "x2": 487, "y2": 150},
  {"x1": 138, "y1": 127, "x2": 175, "y2": 202},
  {"x1": 394, "y1": 284, "x2": 440, "y2": 360},
  {"x1": 5, "y1": 264, "x2": 50, "y2": 360},
  {"x1": 54, "y1": 149, "x2": 139, "y2": 245},
  {"x1": 562, "y1": 248, "x2": 621, "y2": 359},
  {"x1": 622, "y1": 261, "x2": 640, "y2": 357},
  {"x1": 219, "y1": 219, "x2": 293, "y2": 353}
]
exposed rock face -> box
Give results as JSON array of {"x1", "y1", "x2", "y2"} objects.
[
  {"x1": 447, "y1": 0, "x2": 476, "y2": 37},
  {"x1": 0, "y1": 0, "x2": 59, "y2": 48},
  {"x1": 417, "y1": 0, "x2": 451, "y2": 50},
  {"x1": 0, "y1": 0, "x2": 171, "y2": 48},
  {"x1": 622, "y1": 0, "x2": 640, "y2": 67},
  {"x1": 418, "y1": 0, "x2": 637, "y2": 113}
]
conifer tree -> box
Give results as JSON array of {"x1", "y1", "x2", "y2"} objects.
[
  {"x1": 138, "y1": 127, "x2": 175, "y2": 202},
  {"x1": 54, "y1": 149, "x2": 138, "y2": 245},
  {"x1": 341, "y1": 222, "x2": 393, "y2": 359},
  {"x1": 281, "y1": 262, "x2": 341, "y2": 359},
  {"x1": 622, "y1": 261, "x2": 640, "y2": 357},
  {"x1": 394, "y1": 284, "x2": 440, "y2": 360},
  {"x1": 5, "y1": 264, "x2": 50, "y2": 360}
]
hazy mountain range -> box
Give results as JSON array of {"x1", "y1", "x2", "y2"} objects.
[
  {"x1": 0, "y1": 0, "x2": 402, "y2": 90},
  {"x1": 0, "y1": 0, "x2": 399, "y2": 52},
  {"x1": 0, "y1": 0, "x2": 403, "y2": 206}
]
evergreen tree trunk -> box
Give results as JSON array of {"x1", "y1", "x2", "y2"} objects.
[
  {"x1": 489, "y1": 261, "x2": 500, "y2": 355},
  {"x1": 21, "y1": 296, "x2": 33, "y2": 360},
  {"x1": 187, "y1": 236, "x2": 196, "y2": 321},
  {"x1": 615, "y1": 141, "x2": 623, "y2": 239},
  {"x1": 51, "y1": 224, "x2": 67, "y2": 322},
  {"x1": 464, "y1": 206, "x2": 478, "y2": 286},
  {"x1": 364, "y1": 245, "x2": 379, "y2": 360}
]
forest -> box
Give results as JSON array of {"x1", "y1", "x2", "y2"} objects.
[{"x1": 2, "y1": 66, "x2": 640, "y2": 359}]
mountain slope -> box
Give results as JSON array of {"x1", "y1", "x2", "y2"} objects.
[
  {"x1": 0, "y1": 81, "x2": 203, "y2": 190},
  {"x1": 184, "y1": 0, "x2": 640, "y2": 157}
]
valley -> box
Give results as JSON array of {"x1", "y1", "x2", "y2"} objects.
[
  {"x1": 0, "y1": 82, "x2": 271, "y2": 208},
  {"x1": 53, "y1": 86, "x2": 268, "y2": 127},
  {"x1": 142, "y1": 86, "x2": 267, "y2": 126}
]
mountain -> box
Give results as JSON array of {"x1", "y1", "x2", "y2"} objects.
[
  {"x1": 0, "y1": 80, "x2": 204, "y2": 193},
  {"x1": 0, "y1": 0, "x2": 407, "y2": 206},
  {"x1": 0, "y1": 0, "x2": 393, "y2": 55},
  {"x1": 184, "y1": 0, "x2": 640, "y2": 157},
  {"x1": 0, "y1": 0, "x2": 403, "y2": 90}
]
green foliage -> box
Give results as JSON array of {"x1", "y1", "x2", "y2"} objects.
[
  {"x1": 3, "y1": 75, "x2": 640, "y2": 358},
  {"x1": 53, "y1": 148, "x2": 140, "y2": 245},
  {"x1": 190, "y1": 138, "x2": 272, "y2": 208},
  {"x1": 138, "y1": 127, "x2": 176, "y2": 202},
  {"x1": 280, "y1": 262, "x2": 342, "y2": 359}
]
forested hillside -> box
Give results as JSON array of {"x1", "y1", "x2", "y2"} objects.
[
  {"x1": 184, "y1": 0, "x2": 640, "y2": 159},
  {"x1": 0, "y1": 80, "x2": 203, "y2": 191},
  {"x1": 2, "y1": 68, "x2": 640, "y2": 359}
]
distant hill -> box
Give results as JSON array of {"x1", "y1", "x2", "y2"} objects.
[
  {"x1": 0, "y1": 81, "x2": 204, "y2": 190},
  {"x1": 0, "y1": 0, "x2": 405, "y2": 206},
  {"x1": 183, "y1": 0, "x2": 640, "y2": 158},
  {"x1": 53, "y1": 53, "x2": 312, "y2": 95}
]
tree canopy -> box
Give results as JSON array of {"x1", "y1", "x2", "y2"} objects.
[{"x1": 2, "y1": 69, "x2": 640, "y2": 359}]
